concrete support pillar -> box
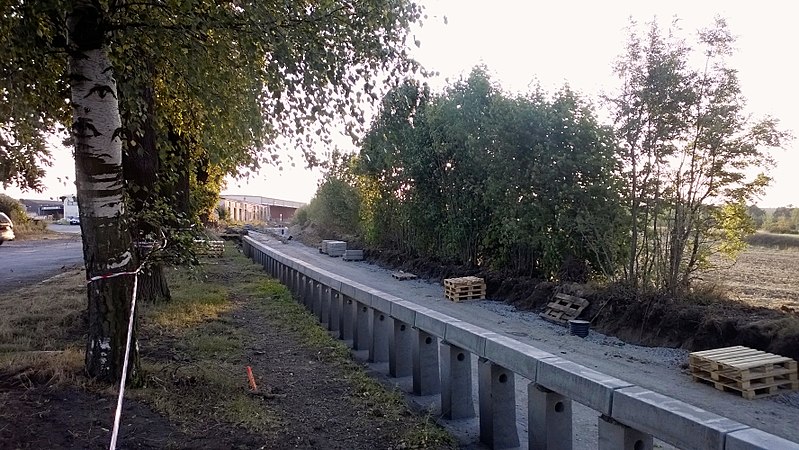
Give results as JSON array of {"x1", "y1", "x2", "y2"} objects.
[
  {"x1": 369, "y1": 310, "x2": 390, "y2": 363},
  {"x1": 441, "y1": 344, "x2": 475, "y2": 419},
  {"x1": 413, "y1": 330, "x2": 440, "y2": 396},
  {"x1": 312, "y1": 282, "x2": 322, "y2": 318},
  {"x1": 353, "y1": 302, "x2": 371, "y2": 351},
  {"x1": 328, "y1": 290, "x2": 341, "y2": 332},
  {"x1": 291, "y1": 270, "x2": 299, "y2": 296},
  {"x1": 478, "y1": 359, "x2": 519, "y2": 449},
  {"x1": 389, "y1": 319, "x2": 413, "y2": 377},
  {"x1": 298, "y1": 274, "x2": 307, "y2": 306},
  {"x1": 339, "y1": 295, "x2": 354, "y2": 341},
  {"x1": 528, "y1": 383, "x2": 572, "y2": 450},
  {"x1": 598, "y1": 415, "x2": 653, "y2": 450},
  {"x1": 319, "y1": 285, "x2": 330, "y2": 327}
]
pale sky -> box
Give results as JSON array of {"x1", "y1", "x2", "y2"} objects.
[{"x1": 3, "y1": 1, "x2": 797, "y2": 207}]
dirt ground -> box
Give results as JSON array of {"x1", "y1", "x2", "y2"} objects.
[
  {"x1": 705, "y1": 246, "x2": 799, "y2": 312},
  {"x1": 0, "y1": 247, "x2": 453, "y2": 449}
]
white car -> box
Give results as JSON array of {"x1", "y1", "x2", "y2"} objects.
[{"x1": 0, "y1": 212, "x2": 14, "y2": 245}]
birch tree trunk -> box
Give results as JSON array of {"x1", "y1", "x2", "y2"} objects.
[{"x1": 68, "y1": 1, "x2": 140, "y2": 383}]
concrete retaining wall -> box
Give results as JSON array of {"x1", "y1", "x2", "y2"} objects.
[{"x1": 242, "y1": 236, "x2": 799, "y2": 450}]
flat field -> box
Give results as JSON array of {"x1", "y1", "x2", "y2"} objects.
[{"x1": 706, "y1": 245, "x2": 799, "y2": 311}]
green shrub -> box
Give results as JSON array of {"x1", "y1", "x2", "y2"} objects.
[
  {"x1": 0, "y1": 194, "x2": 29, "y2": 224},
  {"x1": 745, "y1": 232, "x2": 799, "y2": 249}
]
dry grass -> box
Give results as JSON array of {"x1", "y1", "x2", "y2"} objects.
[
  {"x1": 0, "y1": 244, "x2": 454, "y2": 448},
  {"x1": 0, "y1": 269, "x2": 85, "y2": 353}
]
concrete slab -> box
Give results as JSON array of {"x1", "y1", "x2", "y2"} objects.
[
  {"x1": 414, "y1": 307, "x2": 456, "y2": 339},
  {"x1": 370, "y1": 292, "x2": 394, "y2": 315},
  {"x1": 536, "y1": 357, "x2": 633, "y2": 415},
  {"x1": 725, "y1": 428, "x2": 799, "y2": 450},
  {"x1": 483, "y1": 334, "x2": 555, "y2": 381},
  {"x1": 350, "y1": 284, "x2": 374, "y2": 306},
  {"x1": 390, "y1": 300, "x2": 419, "y2": 325},
  {"x1": 443, "y1": 321, "x2": 499, "y2": 357},
  {"x1": 612, "y1": 386, "x2": 749, "y2": 450}
]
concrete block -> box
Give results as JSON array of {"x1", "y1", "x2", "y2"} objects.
[
  {"x1": 340, "y1": 282, "x2": 357, "y2": 300},
  {"x1": 484, "y1": 334, "x2": 555, "y2": 381},
  {"x1": 389, "y1": 318, "x2": 413, "y2": 377},
  {"x1": 536, "y1": 357, "x2": 632, "y2": 415},
  {"x1": 440, "y1": 344, "x2": 475, "y2": 419},
  {"x1": 412, "y1": 330, "x2": 440, "y2": 396},
  {"x1": 370, "y1": 309, "x2": 390, "y2": 363},
  {"x1": 529, "y1": 383, "x2": 572, "y2": 450},
  {"x1": 598, "y1": 415, "x2": 652, "y2": 450},
  {"x1": 444, "y1": 321, "x2": 499, "y2": 357},
  {"x1": 414, "y1": 307, "x2": 456, "y2": 339},
  {"x1": 612, "y1": 386, "x2": 749, "y2": 450},
  {"x1": 350, "y1": 284, "x2": 373, "y2": 306},
  {"x1": 390, "y1": 300, "x2": 418, "y2": 325},
  {"x1": 478, "y1": 358, "x2": 519, "y2": 449},
  {"x1": 339, "y1": 295, "x2": 355, "y2": 341},
  {"x1": 725, "y1": 428, "x2": 799, "y2": 450},
  {"x1": 353, "y1": 302, "x2": 371, "y2": 351},
  {"x1": 318, "y1": 284, "x2": 330, "y2": 326},
  {"x1": 328, "y1": 290, "x2": 341, "y2": 332},
  {"x1": 369, "y1": 292, "x2": 393, "y2": 315}
]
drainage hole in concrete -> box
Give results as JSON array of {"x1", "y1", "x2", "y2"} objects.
[
  {"x1": 379, "y1": 315, "x2": 385, "y2": 321},
  {"x1": 400, "y1": 324, "x2": 406, "y2": 331},
  {"x1": 498, "y1": 374, "x2": 508, "y2": 383},
  {"x1": 457, "y1": 353, "x2": 465, "y2": 361},
  {"x1": 425, "y1": 337, "x2": 433, "y2": 345},
  {"x1": 554, "y1": 401, "x2": 564, "y2": 412},
  {"x1": 634, "y1": 441, "x2": 644, "y2": 450}
]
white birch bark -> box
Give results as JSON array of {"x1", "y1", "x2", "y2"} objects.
[{"x1": 68, "y1": 1, "x2": 138, "y2": 382}]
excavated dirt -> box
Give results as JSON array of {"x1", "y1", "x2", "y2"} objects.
[{"x1": 296, "y1": 228, "x2": 799, "y2": 362}]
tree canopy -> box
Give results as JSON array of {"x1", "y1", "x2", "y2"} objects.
[{"x1": 1, "y1": 0, "x2": 423, "y2": 383}]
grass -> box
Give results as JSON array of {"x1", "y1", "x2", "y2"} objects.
[
  {"x1": 249, "y1": 277, "x2": 454, "y2": 448},
  {"x1": 0, "y1": 269, "x2": 85, "y2": 353},
  {"x1": 0, "y1": 243, "x2": 454, "y2": 448}
]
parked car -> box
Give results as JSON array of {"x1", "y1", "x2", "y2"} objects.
[
  {"x1": 68, "y1": 216, "x2": 80, "y2": 225},
  {"x1": 0, "y1": 212, "x2": 14, "y2": 245}
]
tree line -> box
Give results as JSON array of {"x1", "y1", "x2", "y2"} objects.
[
  {"x1": 1, "y1": 0, "x2": 421, "y2": 383},
  {"x1": 301, "y1": 18, "x2": 788, "y2": 296}
]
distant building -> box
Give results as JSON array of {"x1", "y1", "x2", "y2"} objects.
[
  {"x1": 20, "y1": 199, "x2": 65, "y2": 219},
  {"x1": 219, "y1": 195, "x2": 305, "y2": 223}
]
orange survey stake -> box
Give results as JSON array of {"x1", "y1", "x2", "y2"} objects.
[{"x1": 246, "y1": 366, "x2": 258, "y2": 391}]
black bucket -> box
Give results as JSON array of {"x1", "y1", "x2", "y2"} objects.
[{"x1": 569, "y1": 320, "x2": 590, "y2": 338}]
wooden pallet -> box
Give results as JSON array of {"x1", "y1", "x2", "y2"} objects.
[
  {"x1": 539, "y1": 293, "x2": 588, "y2": 325},
  {"x1": 443, "y1": 276, "x2": 486, "y2": 301},
  {"x1": 193, "y1": 239, "x2": 224, "y2": 257},
  {"x1": 392, "y1": 271, "x2": 417, "y2": 281},
  {"x1": 689, "y1": 346, "x2": 798, "y2": 399}
]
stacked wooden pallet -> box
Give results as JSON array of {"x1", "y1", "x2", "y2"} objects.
[
  {"x1": 193, "y1": 239, "x2": 224, "y2": 257},
  {"x1": 443, "y1": 276, "x2": 486, "y2": 302},
  {"x1": 689, "y1": 346, "x2": 798, "y2": 399},
  {"x1": 539, "y1": 293, "x2": 588, "y2": 325}
]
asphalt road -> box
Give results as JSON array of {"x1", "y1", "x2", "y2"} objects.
[{"x1": 0, "y1": 236, "x2": 84, "y2": 294}]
